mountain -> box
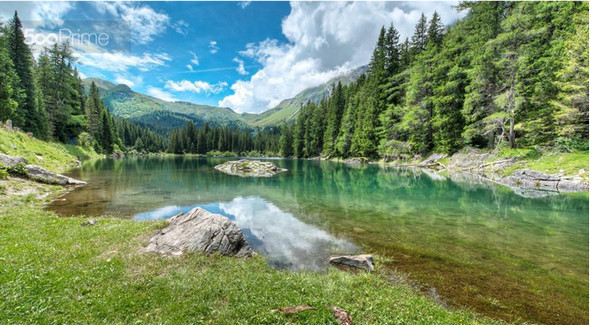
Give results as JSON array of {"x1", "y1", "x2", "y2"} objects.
[
  {"x1": 242, "y1": 65, "x2": 368, "y2": 127},
  {"x1": 82, "y1": 66, "x2": 366, "y2": 133},
  {"x1": 82, "y1": 78, "x2": 249, "y2": 134}
]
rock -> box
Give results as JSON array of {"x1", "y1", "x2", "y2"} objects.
[
  {"x1": 0, "y1": 153, "x2": 27, "y2": 168},
  {"x1": 418, "y1": 153, "x2": 447, "y2": 167},
  {"x1": 501, "y1": 169, "x2": 588, "y2": 193},
  {"x1": 578, "y1": 168, "x2": 586, "y2": 175},
  {"x1": 272, "y1": 305, "x2": 316, "y2": 314},
  {"x1": 81, "y1": 219, "x2": 97, "y2": 226},
  {"x1": 214, "y1": 159, "x2": 287, "y2": 177},
  {"x1": 558, "y1": 179, "x2": 589, "y2": 192},
  {"x1": 146, "y1": 207, "x2": 253, "y2": 257},
  {"x1": 24, "y1": 164, "x2": 87, "y2": 186},
  {"x1": 110, "y1": 151, "x2": 124, "y2": 159},
  {"x1": 0, "y1": 154, "x2": 86, "y2": 186},
  {"x1": 329, "y1": 254, "x2": 374, "y2": 271},
  {"x1": 331, "y1": 306, "x2": 352, "y2": 325},
  {"x1": 343, "y1": 157, "x2": 368, "y2": 166}
]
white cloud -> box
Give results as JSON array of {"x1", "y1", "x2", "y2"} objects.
[
  {"x1": 147, "y1": 86, "x2": 178, "y2": 102},
  {"x1": 189, "y1": 51, "x2": 199, "y2": 66},
  {"x1": 77, "y1": 50, "x2": 172, "y2": 72},
  {"x1": 115, "y1": 76, "x2": 135, "y2": 87},
  {"x1": 233, "y1": 57, "x2": 248, "y2": 75},
  {"x1": 237, "y1": 1, "x2": 251, "y2": 9},
  {"x1": 172, "y1": 19, "x2": 189, "y2": 35},
  {"x1": 220, "y1": 1, "x2": 465, "y2": 113},
  {"x1": 165, "y1": 80, "x2": 228, "y2": 95},
  {"x1": 115, "y1": 75, "x2": 142, "y2": 88},
  {"x1": 0, "y1": 2, "x2": 73, "y2": 27},
  {"x1": 92, "y1": 2, "x2": 169, "y2": 44},
  {"x1": 186, "y1": 64, "x2": 194, "y2": 72},
  {"x1": 209, "y1": 40, "x2": 219, "y2": 54}
]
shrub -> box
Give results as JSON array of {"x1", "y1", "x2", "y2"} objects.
[
  {"x1": 554, "y1": 136, "x2": 588, "y2": 153},
  {"x1": 0, "y1": 168, "x2": 8, "y2": 180}
]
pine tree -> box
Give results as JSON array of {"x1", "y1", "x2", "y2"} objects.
[
  {"x1": 322, "y1": 82, "x2": 345, "y2": 156},
  {"x1": 427, "y1": 11, "x2": 444, "y2": 47},
  {"x1": 7, "y1": 11, "x2": 42, "y2": 135},
  {"x1": 0, "y1": 22, "x2": 19, "y2": 122},
  {"x1": 279, "y1": 122, "x2": 293, "y2": 157},
  {"x1": 410, "y1": 13, "x2": 428, "y2": 57}
]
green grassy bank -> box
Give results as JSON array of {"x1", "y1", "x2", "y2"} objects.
[{"x1": 0, "y1": 128, "x2": 102, "y2": 173}]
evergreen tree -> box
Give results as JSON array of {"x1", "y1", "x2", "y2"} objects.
[
  {"x1": 279, "y1": 122, "x2": 293, "y2": 157},
  {"x1": 410, "y1": 13, "x2": 428, "y2": 57},
  {"x1": 322, "y1": 82, "x2": 345, "y2": 156},
  {"x1": 0, "y1": 22, "x2": 18, "y2": 122},
  {"x1": 7, "y1": 11, "x2": 44, "y2": 136}
]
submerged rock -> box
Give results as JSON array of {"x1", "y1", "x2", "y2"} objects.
[
  {"x1": 146, "y1": 207, "x2": 253, "y2": 257},
  {"x1": 214, "y1": 159, "x2": 287, "y2": 177},
  {"x1": 329, "y1": 254, "x2": 374, "y2": 271}
]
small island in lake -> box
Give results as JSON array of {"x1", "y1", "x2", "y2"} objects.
[{"x1": 214, "y1": 159, "x2": 287, "y2": 177}]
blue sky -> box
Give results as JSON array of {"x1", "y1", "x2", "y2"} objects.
[{"x1": 0, "y1": 1, "x2": 465, "y2": 114}]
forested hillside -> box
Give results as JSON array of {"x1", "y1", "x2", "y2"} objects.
[
  {"x1": 242, "y1": 66, "x2": 368, "y2": 128},
  {"x1": 81, "y1": 78, "x2": 250, "y2": 135},
  {"x1": 278, "y1": 2, "x2": 589, "y2": 159},
  {"x1": 0, "y1": 12, "x2": 164, "y2": 154}
]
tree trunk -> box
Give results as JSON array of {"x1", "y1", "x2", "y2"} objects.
[{"x1": 507, "y1": 75, "x2": 516, "y2": 149}]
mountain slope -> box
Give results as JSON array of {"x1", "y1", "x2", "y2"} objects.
[
  {"x1": 82, "y1": 66, "x2": 366, "y2": 133},
  {"x1": 82, "y1": 79, "x2": 249, "y2": 134},
  {"x1": 242, "y1": 66, "x2": 367, "y2": 127}
]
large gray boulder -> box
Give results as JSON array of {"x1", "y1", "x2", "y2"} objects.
[
  {"x1": 504, "y1": 169, "x2": 588, "y2": 193},
  {"x1": 24, "y1": 164, "x2": 86, "y2": 185},
  {"x1": 0, "y1": 153, "x2": 27, "y2": 167},
  {"x1": 0, "y1": 153, "x2": 85, "y2": 186},
  {"x1": 329, "y1": 254, "x2": 374, "y2": 271},
  {"x1": 214, "y1": 159, "x2": 287, "y2": 177},
  {"x1": 146, "y1": 207, "x2": 253, "y2": 257}
]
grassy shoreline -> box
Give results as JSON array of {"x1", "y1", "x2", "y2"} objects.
[
  {"x1": 0, "y1": 178, "x2": 499, "y2": 324},
  {"x1": 0, "y1": 128, "x2": 102, "y2": 173}
]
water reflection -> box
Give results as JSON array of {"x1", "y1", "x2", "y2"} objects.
[{"x1": 134, "y1": 197, "x2": 358, "y2": 271}]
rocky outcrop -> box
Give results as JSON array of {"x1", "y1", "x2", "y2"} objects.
[
  {"x1": 214, "y1": 159, "x2": 287, "y2": 177},
  {"x1": 343, "y1": 157, "x2": 368, "y2": 166},
  {"x1": 503, "y1": 169, "x2": 588, "y2": 193},
  {"x1": 0, "y1": 153, "x2": 86, "y2": 186},
  {"x1": 146, "y1": 207, "x2": 253, "y2": 257},
  {"x1": 418, "y1": 153, "x2": 447, "y2": 167},
  {"x1": 329, "y1": 254, "x2": 374, "y2": 271},
  {"x1": 0, "y1": 153, "x2": 27, "y2": 167},
  {"x1": 24, "y1": 164, "x2": 86, "y2": 185}
]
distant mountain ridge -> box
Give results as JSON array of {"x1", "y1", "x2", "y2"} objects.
[
  {"x1": 82, "y1": 65, "x2": 367, "y2": 133},
  {"x1": 241, "y1": 65, "x2": 368, "y2": 127},
  {"x1": 82, "y1": 78, "x2": 249, "y2": 134}
]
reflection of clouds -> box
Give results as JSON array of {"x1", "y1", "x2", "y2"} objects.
[
  {"x1": 135, "y1": 205, "x2": 183, "y2": 220},
  {"x1": 220, "y1": 197, "x2": 358, "y2": 271}
]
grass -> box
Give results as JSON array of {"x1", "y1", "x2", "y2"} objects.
[
  {"x1": 496, "y1": 149, "x2": 588, "y2": 180},
  {"x1": 0, "y1": 128, "x2": 102, "y2": 173},
  {"x1": 0, "y1": 179, "x2": 499, "y2": 324}
]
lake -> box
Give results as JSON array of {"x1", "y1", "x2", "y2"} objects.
[{"x1": 48, "y1": 156, "x2": 588, "y2": 324}]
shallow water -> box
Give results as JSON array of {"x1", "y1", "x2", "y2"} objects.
[{"x1": 48, "y1": 156, "x2": 589, "y2": 324}]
